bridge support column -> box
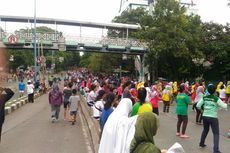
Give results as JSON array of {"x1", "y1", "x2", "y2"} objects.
[
  {"x1": 0, "y1": 19, "x2": 1, "y2": 41},
  {"x1": 135, "y1": 55, "x2": 145, "y2": 82},
  {"x1": 140, "y1": 54, "x2": 145, "y2": 82}
]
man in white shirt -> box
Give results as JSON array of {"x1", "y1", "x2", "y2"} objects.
[{"x1": 27, "y1": 80, "x2": 34, "y2": 103}]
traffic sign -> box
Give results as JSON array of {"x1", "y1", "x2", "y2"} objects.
[
  {"x1": 37, "y1": 56, "x2": 41, "y2": 64},
  {"x1": 8, "y1": 35, "x2": 18, "y2": 44}
]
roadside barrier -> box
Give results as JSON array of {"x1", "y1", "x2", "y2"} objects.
[
  {"x1": 79, "y1": 96, "x2": 100, "y2": 153},
  {"x1": 4, "y1": 92, "x2": 43, "y2": 115}
]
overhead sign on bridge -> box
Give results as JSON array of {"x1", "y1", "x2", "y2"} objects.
[
  {"x1": 1, "y1": 32, "x2": 63, "y2": 42},
  {"x1": 8, "y1": 35, "x2": 18, "y2": 44}
]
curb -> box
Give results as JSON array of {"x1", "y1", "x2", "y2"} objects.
[
  {"x1": 80, "y1": 96, "x2": 101, "y2": 153},
  {"x1": 4, "y1": 92, "x2": 42, "y2": 115}
]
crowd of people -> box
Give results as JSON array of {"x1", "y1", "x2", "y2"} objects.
[
  {"x1": 9, "y1": 67, "x2": 230, "y2": 153},
  {"x1": 47, "y1": 69, "x2": 229, "y2": 153}
]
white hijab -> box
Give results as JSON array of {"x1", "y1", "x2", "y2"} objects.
[{"x1": 99, "y1": 98, "x2": 138, "y2": 153}]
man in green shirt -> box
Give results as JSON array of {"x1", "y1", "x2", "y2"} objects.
[{"x1": 197, "y1": 84, "x2": 227, "y2": 153}]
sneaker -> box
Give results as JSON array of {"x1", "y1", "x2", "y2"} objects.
[
  {"x1": 180, "y1": 134, "x2": 189, "y2": 138},
  {"x1": 51, "y1": 117, "x2": 56, "y2": 123},
  {"x1": 176, "y1": 132, "x2": 180, "y2": 136},
  {"x1": 199, "y1": 144, "x2": 207, "y2": 148}
]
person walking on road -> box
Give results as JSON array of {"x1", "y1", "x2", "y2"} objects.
[
  {"x1": 194, "y1": 83, "x2": 204, "y2": 124},
  {"x1": 162, "y1": 85, "x2": 172, "y2": 113},
  {"x1": 150, "y1": 85, "x2": 160, "y2": 115},
  {"x1": 176, "y1": 84, "x2": 191, "y2": 138},
  {"x1": 27, "y1": 80, "x2": 34, "y2": 103},
  {"x1": 69, "y1": 89, "x2": 80, "y2": 125},
  {"x1": 49, "y1": 84, "x2": 63, "y2": 123},
  {"x1": 63, "y1": 82, "x2": 73, "y2": 120},
  {"x1": 197, "y1": 84, "x2": 227, "y2": 153},
  {"x1": 0, "y1": 87, "x2": 14, "y2": 143},
  {"x1": 19, "y1": 80, "x2": 26, "y2": 97}
]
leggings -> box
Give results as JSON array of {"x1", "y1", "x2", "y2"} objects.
[
  {"x1": 163, "y1": 101, "x2": 170, "y2": 112},
  {"x1": 177, "y1": 115, "x2": 188, "y2": 135}
]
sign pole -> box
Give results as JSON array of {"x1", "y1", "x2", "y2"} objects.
[{"x1": 34, "y1": 0, "x2": 37, "y2": 83}]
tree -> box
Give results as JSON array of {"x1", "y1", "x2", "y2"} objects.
[
  {"x1": 201, "y1": 22, "x2": 230, "y2": 80},
  {"x1": 136, "y1": 0, "x2": 203, "y2": 81},
  {"x1": 108, "y1": 7, "x2": 148, "y2": 38},
  {"x1": 7, "y1": 49, "x2": 34, "y2": 71}
]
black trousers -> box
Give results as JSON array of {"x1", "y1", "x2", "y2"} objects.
[
  {"x1": 163, "y1": 101, "x2": 170, "y2": 112},
  {"x1": 28, "y1": 93, "x2": 34, "y2": 103},
  {"x1": 200, "y1": 117, "x2": 220, "y2": 153},
  {"x1": 0, "y1": 122, "x2": 3, "y2": 143},
  {"x1": 194, "y1": 103, "x2": 203, "y2": 123},
  {"x1": 153, "y1": 107, "x2": 159, "y2": 115}
]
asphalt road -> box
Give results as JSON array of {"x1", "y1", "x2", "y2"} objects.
[
  {"x1": 0, "y1": 94, "x2": 91, "y2": 153},
  {"x1": 155, "y1": 102, "x2": 230, "y2": 153}
]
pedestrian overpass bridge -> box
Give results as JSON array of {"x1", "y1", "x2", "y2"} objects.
[{"x1": 0, "y1": 15, "x2": 147, "y2": 55}]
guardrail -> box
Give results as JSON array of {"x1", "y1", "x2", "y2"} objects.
[{"x1": 4, "y1": 92, "x2": 43, "y2": 115}]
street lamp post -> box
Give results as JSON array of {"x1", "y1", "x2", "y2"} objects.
[{"x1": 34, "y1": 0, "x2": 37, "y2": 83}]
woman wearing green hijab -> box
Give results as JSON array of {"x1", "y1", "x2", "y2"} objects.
[{"x1": 130, "y1": 112, "x2": 161, "y2": 153}]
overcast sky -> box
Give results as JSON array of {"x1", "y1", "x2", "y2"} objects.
[{"x1": 0, "y1": 0, "x2": 229, "y2": 35}]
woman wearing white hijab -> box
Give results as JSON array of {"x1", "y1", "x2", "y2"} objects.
[{"x1": 99, "y1": 91, "x2": 138, "y2": 153}]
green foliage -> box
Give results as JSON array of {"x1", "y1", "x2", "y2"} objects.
[
  {"x1": 8, "y1": 49, "x2": 34, "y2": 70},
  {"x1": 108, "y1": 8, "x2": 148, "y2": 38},
  {"x1": 201, "y1": 23, "x2": 230, "y2": 80},
  {"x1": 79, "y1": 53, "x2": 91, "y2": 68},
  {"x1": 136, "y1": 0, "x2": 203, "y2": 80},
  {"x1": 82, "y1": 53, "x2": 122, "y2": 73}
]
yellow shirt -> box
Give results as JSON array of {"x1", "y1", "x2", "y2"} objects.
[
  {"x1": 216, "y1": 82, "x2": 223, "y2": 92},
  {"x1": 226, "y1": 86, "x2": 230, "y2": 94},
  {"x1": 173, "y1": 82, "x2": 178, "y2": 93},
  {"x1": 162, "y1": 91, "x2": 170, "y2": 101},
  {"x1": 137, "y1": 103, "x2": 153, "y2": 114}
]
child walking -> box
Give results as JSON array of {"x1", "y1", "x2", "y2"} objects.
[{"x1": 69, "y1": 89, "x2": 80, "y2": 125}]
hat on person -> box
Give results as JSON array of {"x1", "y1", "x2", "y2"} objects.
[
  {"x1": 207, "y1": 84, "x2": 215, "y2": 94},
  {"x1": 28, "y1": 80, "x2": 31, "y2": 83}
]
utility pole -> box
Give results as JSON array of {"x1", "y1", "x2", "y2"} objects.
[{"x1": 34, "y1": 0, "x2": 37, "y2": 83}]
